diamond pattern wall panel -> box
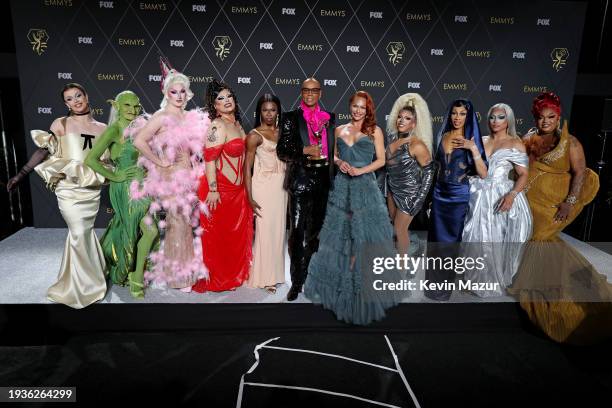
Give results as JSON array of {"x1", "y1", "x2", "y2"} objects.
[{"x1": 10, "y1": 0, "x2": 586, "y2": 227}]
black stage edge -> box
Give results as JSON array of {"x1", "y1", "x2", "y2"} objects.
[
  {"x1": 2, "y1": 303, "x2": 612, "y2": 407},
  {"x1": 0, "y1": 303, "x2": 532, "y2": 343}
]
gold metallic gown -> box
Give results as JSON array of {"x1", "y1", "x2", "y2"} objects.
[
  {"x1": 509, "y1": 123, "x2": 612, "y2": 344},
  {"x1": 32, "y1": 130, "x2": 107, "y2": 309}
]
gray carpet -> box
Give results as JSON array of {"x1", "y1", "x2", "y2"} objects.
[{"x1": 0, "y1": 227, "x2": 610, "y2": 305}]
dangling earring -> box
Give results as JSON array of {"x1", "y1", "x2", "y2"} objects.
[{"x1": 275, "y1": 114, "x2": 279, "y2": 128}]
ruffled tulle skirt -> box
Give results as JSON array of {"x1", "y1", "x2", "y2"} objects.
[{"x1": 304, "y1": 173, "x2": 405, "y2": 325}]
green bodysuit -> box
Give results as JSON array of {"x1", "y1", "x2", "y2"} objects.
[{"x1": 85, "y1": 91, "x2": 157, "y2": 298}]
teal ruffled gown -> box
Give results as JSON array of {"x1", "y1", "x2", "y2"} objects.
[{"x1": 304, "y1": 136, "x2": 405, "y2": 325}]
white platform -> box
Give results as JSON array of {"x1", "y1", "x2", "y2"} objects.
[{"x1": 0, "y1": 228, "x2": 610, "y2": 305}]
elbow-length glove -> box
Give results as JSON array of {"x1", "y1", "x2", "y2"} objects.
[
  {"x1": 410, "y1": 161, "x2": 435, "y2": 216},
  {"x1": 6, "y1": 147, "x2": 50, "y2": 191}
]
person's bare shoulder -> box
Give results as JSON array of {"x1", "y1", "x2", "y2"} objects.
[
  {"x1": 569, "y1": 134, "x2": 583, "y2": 148},
  {"x1": 512, "y1": 138, "x2": 527, "y2": 153}
]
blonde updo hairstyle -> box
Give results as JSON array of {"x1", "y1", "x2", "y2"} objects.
[{"x1": 160, "y1": 70, "x2": 194, "y2": 109}]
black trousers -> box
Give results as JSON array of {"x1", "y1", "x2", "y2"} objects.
[{"x1": 287, "y1": 169, "x2": 330, "y2": 288}]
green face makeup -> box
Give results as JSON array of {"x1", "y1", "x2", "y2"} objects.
[{"x1": 115, "y1": 91, "x2": 142, "y2": 122}]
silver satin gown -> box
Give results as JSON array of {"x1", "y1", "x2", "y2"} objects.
[{"x1": 461, "y1": 147, "x2": 533, "y2": 297}]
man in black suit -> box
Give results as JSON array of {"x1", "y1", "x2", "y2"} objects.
[{"x1": 277, "y1": 78, "x2": 335, "y2": 301}]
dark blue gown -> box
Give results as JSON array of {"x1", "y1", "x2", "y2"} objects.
[
  {"x1": 428, "y1": 143, "x2": 475, "y2": 242},
  {"x1": 425, "y1": 139, "x2": 483, "y2": 301}
]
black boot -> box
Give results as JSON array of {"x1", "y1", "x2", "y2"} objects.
[{"x1": 287, "y1": 284, "x2": 302, "y2": 301}]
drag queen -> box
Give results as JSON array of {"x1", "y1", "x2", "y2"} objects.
[
  {"x1": 244, "y1": 94, "x2": 287, "y2": 293},
  {"x1": 192, "y1": 80, "x2": 253, "y2": 293},
  {"x1": 304, "y1": 91, "x2": 402, "y2": 325},
  {"x1": 7, "y1": 83, "x2": 108, "y2": 308},
  {"x1": 509, "y1": 92, "x2": 612, "y2": 343},
  {"x1": 425, "y1": 99, "x2": 487, "y2": 301},
  {"x1": 132, "y1": 60, "x2": 208, "y2": 290},
  {"x1": 429, "y1": 99, "x2": 488, "y2": 242},
  {"x1": 85, "y1": 91, "x2": 158, "y2": 299},
  {"x1": 277, "y1": 77, "x2": 336, "y2": 301},
  {"x1": 380, "y1": 93, "x2": 434, "y2": 256},
  {"x1": 461, "y1": 103, "x2": 532, "y2": 297}
]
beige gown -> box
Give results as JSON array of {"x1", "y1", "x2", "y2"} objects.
[
  {"x1": 247, "y1": 132, "x2": 288, "y2": 288},
  {"x1": 32, "y1": 130, "x2": 107, "y2": 308}
]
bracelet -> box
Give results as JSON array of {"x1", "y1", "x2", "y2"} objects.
[
  {"x1": 565, "y1": 194, "x2": 577, "y2": 205},
  {"x1": 509, "y1": 190, "x2": 518, "y2": 198}
]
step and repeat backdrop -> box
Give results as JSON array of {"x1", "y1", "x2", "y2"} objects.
[{"x1": 11, "y1": 0, "x2": 586, "y2": 227}]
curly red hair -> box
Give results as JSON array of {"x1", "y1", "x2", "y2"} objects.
[
  {"x1": 350, "y1": 91, "x2": 377, "y2": 135},
  {"x1": 532, "y1": 91, "x2": 561, "y2": 119}
]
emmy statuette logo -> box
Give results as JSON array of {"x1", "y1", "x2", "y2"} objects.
[
  {"x1": 386, "y1": 42, "x2": 405, "y2": 66},
  {"x1": 213, "y1": 36, "x2": 232, "y2": 61},
  {"x1": 551, "y1": 48, "x2": 569, "y2": 71},
  {"x1": 28, "y1": 29, "x2": 49, "y2": 55}
]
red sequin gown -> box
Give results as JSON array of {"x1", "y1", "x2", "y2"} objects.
[{"x1": 192, "y1": 138, "x2": 253, "y2": 292}]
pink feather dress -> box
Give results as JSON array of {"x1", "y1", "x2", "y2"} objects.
[{"x1": 129, "y1": 109, "x2": 210, "y2": 289}]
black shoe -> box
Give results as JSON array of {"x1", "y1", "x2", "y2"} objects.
[{"x1": 287, "y1": 285, "x2": 302, "y2": 301}]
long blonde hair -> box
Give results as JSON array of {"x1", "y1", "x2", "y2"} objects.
[{"x1": 387, "y1": 93, "x2": 433, "y2": 152}]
